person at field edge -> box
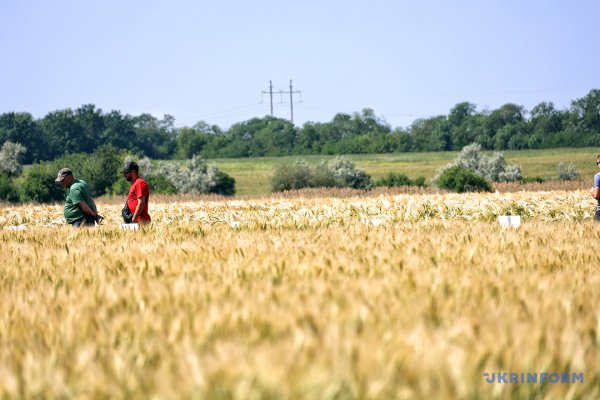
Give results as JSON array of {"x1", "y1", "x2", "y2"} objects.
[
  {"x1": 55, "y1": 168, "x2": 103, "y2": 227},
  {"x1": 591, "y1": 154, "x2": 600, "y2": 221},
  {"x1": 123, "y1": 161, "x2": 151, "y2": 224}
]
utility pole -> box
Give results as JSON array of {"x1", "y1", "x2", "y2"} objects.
[
  {"x1": 261, "y1": 80, "x2": 274, "y2": 116},
  {"x1": 289, "y1": 80, "x2": 295, "y2": 124},
  {"x1": 261, "y1": 80, "x2": 301, "y2": 123}
]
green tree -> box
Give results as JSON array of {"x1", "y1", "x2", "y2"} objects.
[
  {"x1": 448, "y1": 102, "x2": 477, "y2": 128},
  {"x1": 410, "y1": 116, "x2": 451, "y2": 151},
  {"x1": 82, "y1": 145, "x2": 124, "y2": 196},
  {"x1": 132, "y1": 114, "x2": 177, "y2": 159},
  {"x1": 484, "y1": 103, "x2": 525, "y2": 149},
  {"x1": 529, "y1": 102, "x2": 565, "y2": 148},
  {"x1": 297, "y1": 122, "x2": 323, "y2": 153},
  {"x1": 223, "y1": 116, "x2": 296, "y2": 157},
  {"x1": 177, "y1": 127, "x2": 209, "y2": 159},
  {"x1": 392, "y1": 128, "x2": 414, "y2": 152},
  {"x1": 74, "y1": 104, "x2": 105, "y2": 153},
  {"x1": 39, "y1": 109, "x2": 82, "y2": 159},
  {"x1": 102, "y1": 110, "x2": 137, "y2": 150},
  {"x1": 568, "y1": 89, "x2": 600, "y2": 136},
  {"x1": 448, "y1": 102, "x2": 478, "y2": 149},
  {"x1": 0, "y1": 112, "x2": 46, "y2": 163},
  {"x1": 253, "y1": 117, "x2": 297, "y2": 156},
  {"x1": 494, "y1": 124, "x2": 521, "y2": 150},
  {"x1": 351, "y1": 108, "x2": 391, "y2": 136}
]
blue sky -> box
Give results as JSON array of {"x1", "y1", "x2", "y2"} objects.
[{"x1": 1, "y1": 0, "x2": 598, "y2": 129}]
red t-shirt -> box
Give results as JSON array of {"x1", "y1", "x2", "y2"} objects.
[{"x1": 127, "y1": 177, "x2": 151, "y2": 222}]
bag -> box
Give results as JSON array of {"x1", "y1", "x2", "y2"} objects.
[{"x1": 122, "y1": 201, "x2": 134, "y2": 223}]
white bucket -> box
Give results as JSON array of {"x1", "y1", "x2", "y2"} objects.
[
  {"x1": 120, "y1": 223, "x2": 139, "y2": 231},
  {"x1": 361, "y1": 217, "x2": 385, "y2": 227},
  {"x1": 498, "y1": 215, "x2": 521, "y2": 228},
  {"x1": 5, "y1": 225, "x2": 27, "y2": 231}
]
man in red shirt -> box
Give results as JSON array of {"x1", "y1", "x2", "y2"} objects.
[{"x1": 123, "y1": 161, "x2": 151, "y2": 224}]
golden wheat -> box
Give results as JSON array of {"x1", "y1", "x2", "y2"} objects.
[{"x1": 0, "y1": 191, "x2": 598, "y2": 399}]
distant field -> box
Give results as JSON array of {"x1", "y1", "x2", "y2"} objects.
[{"x1": 210, "y1": 148, "x2": 596, "y2": 196}]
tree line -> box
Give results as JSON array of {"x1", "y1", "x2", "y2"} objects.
[{"x1": 1, "y1": 89, "x2": 599, "y2": 163}]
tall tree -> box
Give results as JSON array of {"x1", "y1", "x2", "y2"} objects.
[
  {"x1": 131, "y1": 114, "x2": 177, "y2": 159},
  {"x1": 448, "y1": 102, "x2": 478, "y2": 149},
  {"x1": 569, "y1": 89, "x2": 600, "y2": 134},
  {"x1": 74, "y1": 104, "x2": 105, "y2": 153},
  {"x1": 39, "y1": 109, "x2": 81, "y2": 159},
  {"x1": 102, "y1": 110, "x2": 136, "y2": 150},
  {"x1": 529, "y1": 102, "x2": 565, "y2": 148}
]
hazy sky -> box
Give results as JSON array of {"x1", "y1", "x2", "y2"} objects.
[{"x1": 1, "y1": 0, "x2": 598, "y2": 129}]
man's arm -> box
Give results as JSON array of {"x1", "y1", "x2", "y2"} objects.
[
  {"x1": 132, "y1": 196, "x2": 146, "y2": 222},
  {"x1": 591, "y1": 187, "x2": 600, "y2": 199},
  {"x1": 90, "y1": 198, "x2": 103, "y2": 221},
  {"x1": 79, "y1": 201, "x2": 102, "y2": 220}
]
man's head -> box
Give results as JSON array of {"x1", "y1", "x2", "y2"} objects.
[
  {"x1": 123, "y1": 161, "x2": 139, "y2": 182},
  {"x1": 55, "y1": 168, "x2": 74, "y2": 188}
]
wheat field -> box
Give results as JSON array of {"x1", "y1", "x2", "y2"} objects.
[{"x1": 1, "y1": 191, "x2": 599, "y2": 399}]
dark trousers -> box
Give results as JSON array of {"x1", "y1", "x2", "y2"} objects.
[
  {"x1": 595, "y1": 210, "x2": 600, "y2": 221},
  {"x1": 72, "y1": 216, "x2": 96, "y2": 227}
]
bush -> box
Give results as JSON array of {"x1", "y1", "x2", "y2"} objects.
[
  {"x1": 413, "y1": 176, "x2": 426, "y2": 186},
  {"x1": 0, "y1": 175, "x2": 19, "y2": 202},
  {"x1": 434, "y1": 165, "x2": 492, "y2": 193},
  {"x1": 271, "y1": 159, "x2": 312, "y2": 192},
  {"x1": 146, "y1": 155, "x2": 236, "y2": 196},
  {"x1": 269, "y1": 156, "x2": 373, "y2": 192},
  {"x1": 309, "y1": 161, "x2": 337, "y2": 188},
  {"x1": 326, "y1": 156, "x2": 373, "y2": 190},
  {"x1": 172, "y1": 156, "x2": 235, "y2": 195},
  {"x1": 453, "y1": 143, "x2": 522, "y2": 182},
  {"x1": 497, "y1": 164, "x2": 523, "y2": 182},
  {"x1": 147, "y1": 174, "x2": 178, "y2": 194},
  {"x1": 557, "y1": 162, "x2": 580, "y2": 181},
  {"x1": 212, "y1": 170, "x2": 236, "y2": 196},
  {"x1": 19, "y1": 162, "x2": 65, "y2": 203},
  {"x1": 376, "y1": 173, "x2": 426, "y2": 187},
  {"x1": 83, "y1": 145, "x2": 124, "y2": 196}
]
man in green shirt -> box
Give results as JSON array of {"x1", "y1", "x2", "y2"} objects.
[{"x1": 55, "y1": 168, "x2": 103, "y2": 227}]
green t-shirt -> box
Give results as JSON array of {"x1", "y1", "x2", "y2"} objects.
[{"x1": 64, "y1": 179, "x2": 96, "y2": 224}]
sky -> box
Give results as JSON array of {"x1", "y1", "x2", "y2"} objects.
[{"x1": 1, "y1": 0, "x2": 599, "y2": 129}]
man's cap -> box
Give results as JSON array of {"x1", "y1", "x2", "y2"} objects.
[
  {"x1": 55, "y1": 168, "x2": 73, "y2": 182},
  {"x1": 123, "y1": 161, "x2": 139, "y2": 173}
]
